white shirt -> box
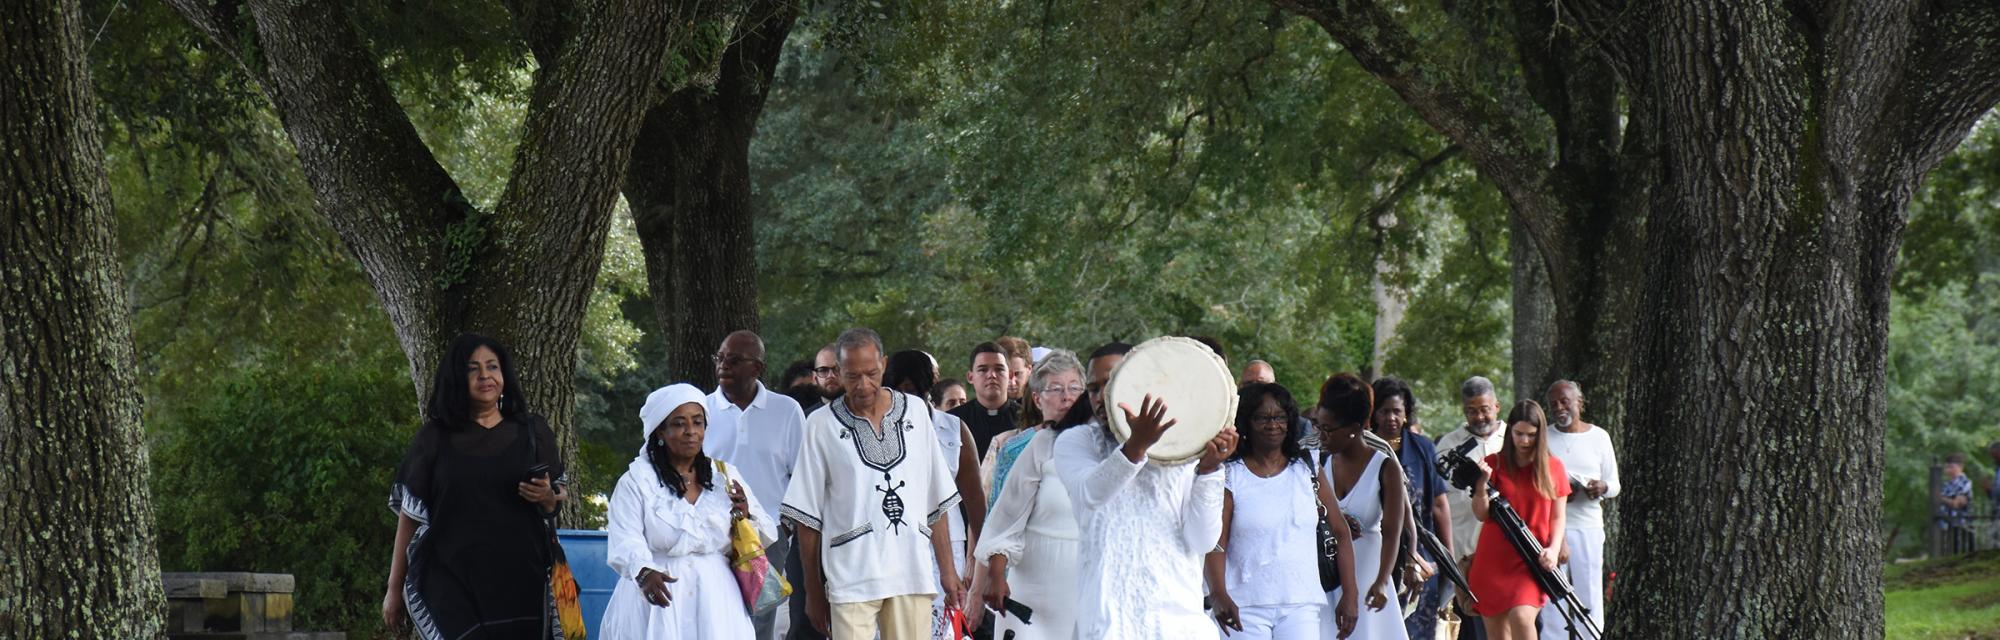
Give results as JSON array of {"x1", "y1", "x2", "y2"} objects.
[
  {"x1": 1053, "y1": 422, "x2": 1224, "y2": 639},
  {"x1": 781, "y1": 389, "x2": 960, "y2": 604},
  {"x1": 1221, "y1": 458, "x2": 1322, "y2": 608},
  {"x1": 975, "y1": 429, "x2": 1079, "y2": 565},
  {"x1": 1546, "y1": 424, "x2": 1620, "y2": 529},
  {"x1": 932, "y1": 408, "x2": 969, "y2": 546},
  {"x1": 605, "y1": 458, "x2": 776, "y2": 580},
  {"x1": 705, "y1": 382, "x2": 808, "y2": 527},
  {"x1": 1434, "y1": 423, "x2": 1506, "y2": 562}
]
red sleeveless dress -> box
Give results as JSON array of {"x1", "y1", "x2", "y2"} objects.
[{"x1": 1466, "y1": 453, "x2": 1570, "y2": 616}]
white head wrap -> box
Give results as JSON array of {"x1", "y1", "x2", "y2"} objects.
[{"x1": 637, "y1": 383, "x2": 706, "y2": 455}]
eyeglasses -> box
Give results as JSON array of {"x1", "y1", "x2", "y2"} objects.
[
  {"x1": 713, "y1": 354, "x2": 763, "y2": 367},
  {"x1": 1037, "y1": 385, "x2": 1086, "y2": 397},
  {"x1": 1251, "y1": 413, "x2": 1290, "y2": 426}
]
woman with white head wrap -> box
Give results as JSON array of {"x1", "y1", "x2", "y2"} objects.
[{"x1": 601, "y1": 384, "x2": 777, "y2": 639}]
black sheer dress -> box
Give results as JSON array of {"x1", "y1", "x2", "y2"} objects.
[{"x1": 390, "y1": 415, "x2": 567, "y2": 640}]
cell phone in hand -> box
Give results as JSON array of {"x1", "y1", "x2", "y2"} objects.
[
  {"x1": 1002, "y1": 597, "x2": 1033, "y2": 624},
  {"x1": 524, "y1": 463, "x2": 552, "y2": 483}
]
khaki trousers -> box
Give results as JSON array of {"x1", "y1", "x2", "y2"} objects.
[{"x1": 830, "y1": 593, "x2": 933, "y2": 640}]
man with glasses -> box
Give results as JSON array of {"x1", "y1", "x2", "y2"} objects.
[
  {"x1": 814, "y1": 342, "x2": 844, "y2": 399},
  {"x1": 950, "y1": 342, "x2": 1019, "y2": 458},
  {"x1": 704, "y1": 330, "x2": 810, "y2": 640}
]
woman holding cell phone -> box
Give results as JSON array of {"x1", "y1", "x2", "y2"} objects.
[{"x1": 383, "y1": 333, "x2": 569, "y2": 640}]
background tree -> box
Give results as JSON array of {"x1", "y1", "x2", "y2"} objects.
[
  {"x1": 628, "y1": 1, "x2": 800, "y2": 388},
  {"x1": 162, "y1": 0, "x2": 688, "y2": 503},
  {"x1": 1262, "y1": 0, "x2": 2000, "y2": 634},
  {"x1": 1, "y1": 0, "x2": 165, "y2": 636}
]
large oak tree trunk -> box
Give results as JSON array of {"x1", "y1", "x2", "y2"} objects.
[
  {"x1": 627, "y1": 3, "x2": 798, "y2": 389},
  {"x1": 1, "y1": 0, "x2": 165, "y2": 635},
  {"x1": 1276, "y1": 0, "x2": 1998, "y2": 634},
  {"x1": 1509, "y1": 216, "x2": 1555, "y2": 403},
  {"x1": 168, "y1": 0, "x2": 679, "y2": 513}
]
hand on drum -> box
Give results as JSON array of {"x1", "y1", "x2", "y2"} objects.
[
  {"x1": 1118, "y1": 394, "x2": 1178, "y2": 463},
  {"x1": 1194, "y1": 426, "x2": 1239, "y2": 475}
]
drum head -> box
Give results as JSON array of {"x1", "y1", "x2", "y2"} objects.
[{"x1": 1104, "y1": 336, "x2": 1238, "y2": 465}]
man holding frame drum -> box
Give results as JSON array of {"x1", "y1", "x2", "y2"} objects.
[{"x1": 1052, "y1": 336, "x2": 1241, "y2": 639}]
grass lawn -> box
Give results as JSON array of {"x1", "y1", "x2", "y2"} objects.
[{"x1": 1886, "y1": 550, "x2": 2000, "y2": 639}]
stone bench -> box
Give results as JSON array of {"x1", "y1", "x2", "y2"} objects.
[{"x1": 162, "y1": 572, "x2": 343, "y2": 640}]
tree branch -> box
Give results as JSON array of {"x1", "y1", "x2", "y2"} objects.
[
  {"x1": 486, "y1": 0, "x2": 679, "y2": 304},
  {"x1": 1270, "y1": 0, "x2": 1566, "y2": 241},
  {"x1": 501, "y1": 0, "x2": 578, "y2": 66},
  {"x1": 160, "y1": 0, "x2": 269, "y2": 89},
  {"x1": 1869, "y1": 0, "x2": 2000, "y2": 175}
]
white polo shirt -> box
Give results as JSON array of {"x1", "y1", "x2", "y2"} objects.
[{"x1": 704, "y1": 381, "x2": 808, "y2": 526}]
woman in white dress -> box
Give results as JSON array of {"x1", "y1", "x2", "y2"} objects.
[
  {"x1": 968, "y1": 350, "x2": 1086, "y2": 639},
  {"x1": 1206, "y1": 383, "x2": 1360, "y2": 640},
  {"x1": 1310, "y1": 373, "x2": 1410, "y2": 640},
  {"x1": 601, "y1": 384, "x2": 776, "y2": 639}
]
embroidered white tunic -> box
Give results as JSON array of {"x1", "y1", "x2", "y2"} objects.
[{"x1": 781, "y1": 389, "x2": 962, "y2": 604}]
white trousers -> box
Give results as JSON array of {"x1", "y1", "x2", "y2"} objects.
[
  {"x1": 1538, "y1": 528, "x2": 1605, "y2": 640},
  {"x1": 1218, "y1": 603, "x2": 1325, "y2": 640}
]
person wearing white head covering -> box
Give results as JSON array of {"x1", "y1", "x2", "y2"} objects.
[{"x1": 601, "y1": 384, "x2": 778, "y2": 639}]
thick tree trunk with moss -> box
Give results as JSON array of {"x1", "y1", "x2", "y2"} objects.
[
  {"x1": 167, "y1": 0, "x2": 680, "y2": 523},
  {"x1": 0, "y1": 0, "x2": 165, "y2": 636},
  {"x1": 1509, "y1": 216, "x2": 1555, "y2": 403},
  {"x1": 627, "y1": 2, "x2": 798, "y2": 388},
  {"x1": 1276, "y1": 0, "x2": 1998, "y2": 634}
]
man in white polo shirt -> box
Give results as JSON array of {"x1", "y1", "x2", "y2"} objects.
[
  {"x1": 1539, "y1": 380, "x2": 1619, "y2": 639},
  {"x1": 706, "y1": 330, "x2": 809, "y2": 640}
]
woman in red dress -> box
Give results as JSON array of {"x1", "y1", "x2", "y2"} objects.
[{"x1": 1465, "y1": 400, "x2": 1569, "y2": 640}]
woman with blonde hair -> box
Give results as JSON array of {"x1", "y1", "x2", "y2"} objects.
[{"x1": 1465, "y1": 400, "x2": 1570, "y2": 640}]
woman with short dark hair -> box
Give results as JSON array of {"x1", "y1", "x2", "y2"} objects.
[
  {"x1": 1206, "y1": 382, "x2": 1360, "y2": 639},
  {"x1": 383, "y1": 334, "x2": 568, "y2": 639},
  {"x1": 1312, "y1": 373, "x2": 1410, "y2": 640}
]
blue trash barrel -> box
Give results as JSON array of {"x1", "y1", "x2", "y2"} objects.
[{"x1": 558, "y1": 529, "x2": 615, "y2": 640}]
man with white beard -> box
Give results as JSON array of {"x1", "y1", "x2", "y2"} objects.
[{"x1": 1538, "y1": 381, "x2": 1619, "y2": 640}]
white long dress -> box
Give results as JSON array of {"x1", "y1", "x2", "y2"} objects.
[
  {"x1": 602, "y1": 458, "x2": 776, "y2": 639},
  {"x1": 1323, "y1": 451, "x2": 1408, "y2": 640},
  {"x1": 1052, "y1": 422, "x2": 1224, "y2": 640},
  {"x1": 974, "y1": 429, "x2": 1080, "y2": 639}
]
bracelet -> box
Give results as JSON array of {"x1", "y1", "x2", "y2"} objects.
[{"x1": 636, "y1": 568, "x2": 655, "y2": 585}]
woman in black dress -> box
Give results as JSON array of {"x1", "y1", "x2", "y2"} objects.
[{"x1": 383, "y1": 334, "x2": 569, "y2": 639}]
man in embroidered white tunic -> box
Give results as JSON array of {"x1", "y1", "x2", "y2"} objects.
[
  {"x1": 783, "y1": 328, "x2": 964, "y2": 640},
  {"x1": 706, "y1": 330, "x2": 809, "y2": 640},
  {"x1": 1053, "y1": 391, "x2": 1238, "y2": 639}
]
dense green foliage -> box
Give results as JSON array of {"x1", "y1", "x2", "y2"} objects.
[{"x1": 151, "y1": 364, "x2": 414, "y2": 638}]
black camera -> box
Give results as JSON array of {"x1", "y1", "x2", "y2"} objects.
[{"x1": 1438, "y1": 438, "x2": 1485, "y2": 491}]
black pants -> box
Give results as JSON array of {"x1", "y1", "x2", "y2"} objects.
[{"x1": 784, "y1": 534, "x2": 826, "y2": 640}]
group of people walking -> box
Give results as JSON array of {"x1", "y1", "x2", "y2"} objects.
[{"x1": 379, "y1": 328, "x2": 1621, "y2": 640}]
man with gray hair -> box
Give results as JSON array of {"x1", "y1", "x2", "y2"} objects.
[
  {"x1": 783, "y1": 328, "x2": 964, "y2": 639},
  {"x1": 1540, "y1": 380, "x2": 1619, "y2": 639},
  {"x1": 1433, "y1": 375, "x2": 1507, "y2": 640}
]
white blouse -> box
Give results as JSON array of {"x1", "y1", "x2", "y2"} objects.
[
  {"x1": 605, "y1": 458, "x2": 776, "y2": 581},
  {"x1": 974, "y1": 429, "x2": 1078, "y2": 565},
  {"x1": 1221, "y1": 458, "x2": 1323, "y2": 607}
]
